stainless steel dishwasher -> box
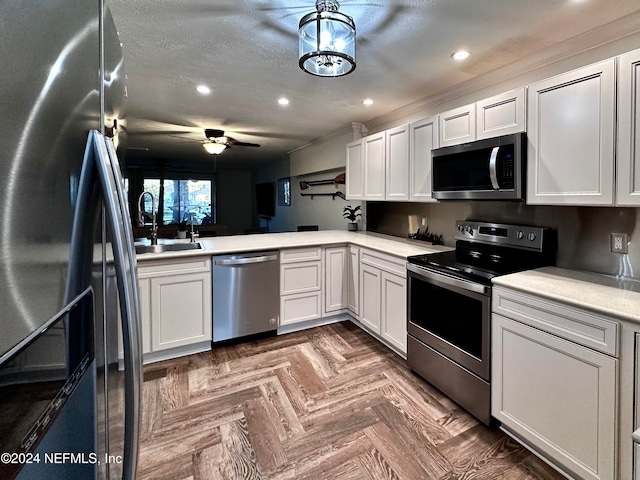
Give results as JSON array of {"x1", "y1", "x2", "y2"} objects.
[{"x1": 212, "y1": 251, "x2": 279, "y2": 342}]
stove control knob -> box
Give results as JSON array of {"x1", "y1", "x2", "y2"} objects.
[
  {"x1": 527, "y1": 232, "x2": 537, "y2": 241},
  {"x1": 465, "y1": 225, "x2": 473, "y2": 236},
  {"x1": 457, "y1": 224, "x2": 465, "y2": 233},
  {"x1": 515, "y1": 231, "x2": 525, "y2": 240}
]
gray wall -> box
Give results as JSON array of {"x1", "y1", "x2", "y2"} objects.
[
  {"x1": 252, "y1": 159, "x2": 362, "y2": 233},
  {"x1": 367, "y1": 202, "x2": 640, "y2": 280},
  {"x1": 216, "y1": 170, "x2": 253, "y2": 234}
]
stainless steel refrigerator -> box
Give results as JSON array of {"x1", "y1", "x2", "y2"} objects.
[{"x1": 0, "y1": 2, "x2": 142, "y2": 479}]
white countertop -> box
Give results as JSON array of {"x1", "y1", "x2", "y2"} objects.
[
  {"x1": 135, "y1": 230, "x2": 451, "y2": 262},
  {"x1": 492, "y1": 266, "x2": 640, "y2": 324}
]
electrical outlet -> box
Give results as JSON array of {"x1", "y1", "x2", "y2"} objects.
[
  {"x1": 610, "y1": 233, "x2": 629, "y2": 254},
  {"x1": 421, "y1": 217, "x2": 427, "y2": 227}
]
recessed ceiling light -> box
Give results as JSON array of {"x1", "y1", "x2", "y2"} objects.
[
  {"x1": 451, "y1": 50, "x2": 470, "y2": 61},
  {"x1": 363, "y1": 99, "x2": 374, "y2": 106},
  {"x1": 278, "y1": 97, "x2": 290, "y2": 106},
  {"x1": 196, "y1": 85, "x2": 211, "y2": 95}
]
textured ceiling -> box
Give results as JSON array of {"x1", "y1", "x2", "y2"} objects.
[{"x1": 109, "y1": 0, "x2": 640, "y2": 171}]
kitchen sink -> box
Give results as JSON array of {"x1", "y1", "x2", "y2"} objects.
[{"x1": 135, "y1": 242, "x2": 203, "y2": 255}]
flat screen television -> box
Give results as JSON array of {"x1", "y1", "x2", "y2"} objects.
[{"x1": 255, "y1": 182, "x2": 275, "y2": 217}]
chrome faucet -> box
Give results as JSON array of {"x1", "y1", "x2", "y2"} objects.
[
  {"x1": 137, "y1": 191, "x2": 158, "y2": 245},
  {"x1": 189, "y1": 213, "x2": 200, "y2": 243}
]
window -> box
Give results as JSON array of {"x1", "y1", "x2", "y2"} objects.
[{"x1": 139, "y1": 177, "x2": 214, "y2": 226}]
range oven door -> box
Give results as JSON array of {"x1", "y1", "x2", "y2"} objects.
[{"x1": 407, "y1": 263, "x2": 490, "y2": 381}]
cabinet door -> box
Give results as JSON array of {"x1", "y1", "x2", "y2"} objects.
[
  {"x1": 380, "y1": 272, "x2": 406, "y2": 354},
  {"x1": 492, "y1": 314, "x2": 616, "y2": 480},
  {"x1": 324, "y1": 247, "x2": 347, "y2": 314},
  {"x1": 409, "y1": 116, "x2": 439, "y2": 202},
  {"x1": 439, "y1": 104, "x2": 476, "y2": 147},
  {"x1": 363, "y1": 132, "x2": 386, "y2": 199},
  {"x1": 527, "y1": 59, "x2": 615, "y2": 205},
  {"x1": 151, "y1": 272, "x2": 212, "y2": 351},
  {"x1": 347, "y1": 246, "x2": 360, "y2": 317},
  {"x1": 617, "y1": 48, "x2": 640, "y2": 205},
  {"x1": 385, "y1": 124, "x2": 409, "y2": 201},
  {"x1": 119, "y1": 278, "x2": 152, "y2": 357},
  {"x1": 138, "y1": 278, "x2": 152, "y2": 354},
  {"x1": 360, "y1": 264, "x2": 381, "y2": 334},
  {"x1": 476, "y1": 87, "x2": 526, "y2": 140},
  {"x1": 346, "y1": 139, "x2": 364, "y2": 200}
]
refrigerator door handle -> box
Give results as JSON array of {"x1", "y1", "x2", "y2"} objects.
[{"x1": 92, "y1": 131, "x2": 142, "y2": 480}]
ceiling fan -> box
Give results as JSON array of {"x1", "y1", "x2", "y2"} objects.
[{"x1": 204, "y1": 129, "x2": 260, "y2": 148}]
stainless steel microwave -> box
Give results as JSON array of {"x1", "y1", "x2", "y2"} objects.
[{"x1": 431, "y1": 132, "x2": 525, "y2": 200}]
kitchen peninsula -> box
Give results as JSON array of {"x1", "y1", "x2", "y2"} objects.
[{"x1": 131, "y1": 230, "x2": 450, "y2": 365}]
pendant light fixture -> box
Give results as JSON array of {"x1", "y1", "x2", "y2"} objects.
[
  {"x1": 298, "y1": 0, "x2": 356, "y2": 77},
  {"x1": 203, "y1": 142, "x2": 226, "y2": 155}
]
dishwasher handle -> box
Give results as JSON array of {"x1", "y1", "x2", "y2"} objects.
[{"x1": 215, "y1": 254, "x2": 278, "y2": 266}]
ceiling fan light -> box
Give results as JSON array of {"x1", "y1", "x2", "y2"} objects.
[
  {"x1": 298, "y1": 1, "x2": 356, "y2": 77},
  {"x1": 203, "y1": 142, "x2": 226, "y2": 155}
]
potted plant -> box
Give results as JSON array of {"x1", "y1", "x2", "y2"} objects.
[
  {"x1": 342, "y1": 205, "x2": 361, "y2": 231},
  {"x1": 176, "y1": 220, "x2": 189, "y2": 239}
]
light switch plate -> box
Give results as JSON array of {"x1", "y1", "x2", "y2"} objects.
[{"x1": 610, "y1": 233, "x2": 629, "y2": 254}]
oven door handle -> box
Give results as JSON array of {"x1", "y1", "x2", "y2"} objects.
[{"x1": 407, "y1": 263, "x2": 490, "y2": 295}]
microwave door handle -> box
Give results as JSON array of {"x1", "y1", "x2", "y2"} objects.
[{"x1": 489, "y1": 146, "x2": 500, "y2": 190}]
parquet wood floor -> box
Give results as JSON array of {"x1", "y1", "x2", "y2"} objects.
[{"x1": 137, "y1": 321, "x2": 566, "y2": 480}]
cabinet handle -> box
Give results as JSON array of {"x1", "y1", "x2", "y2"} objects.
[
  {"x1": 215, "y1": 255, "x2": 278, "y2": 266},
  {"x1": 407, "y1": 263, "x2": 489, "y2": 296}
]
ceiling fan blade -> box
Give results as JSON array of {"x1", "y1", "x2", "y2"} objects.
[
  {"x1": 204, "y1": 128, "x2": 225, "y2": 139},
  {"x1": 226, "y1": 140, "x2": 260, "y2": 148}
]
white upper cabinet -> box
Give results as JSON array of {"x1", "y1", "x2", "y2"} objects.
[
  {"x1": 385, "y1": 124, "x2": 410, "y2": 201},
  {"x1": 476, "y1": 87, "x2": 526, "y2": 140},
  {"x1": 617, "y1": 48, "x2": 640, "y2": 206},
  {"x1": 439, "y1": 104, "x2": 476, "y2": 147},
  {"x1": 409, "y1": 116, "x2": 439, "y2": 202},
  {"x1": 527, "y1": 59, "x2": 616, "y2": 205},
  {"x1": 363, "y1": 131, "x2": 386, "y2": 200},
  {"x1": 345, "y1": 139, "x2": 363, "y2": 200}
]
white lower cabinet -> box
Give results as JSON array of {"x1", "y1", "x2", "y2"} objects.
[
  {"x1": 358, "y1": 248, "x2": 407, "y2": 355},
  {"x1": 280, "y1": 247, "x2": 323, "y2": 325},
  {"x1": 324, "y1": 246, "x2": 348, "y2": 315},
  {"x1": 150, "y1": 272, "x2": 212, "y2": 351},
  {"x1": 137, "y1": 278, "x2": 152, "y2": 354},
  {"x1": 280, "y1": 291, "x2": 322, "y2": 325},
  {"x1": 360, "y1": 263, "x2": 382, "y2": 334},
  {"x1": 380, "y1": 271, "x2": 406, "y2": 353},
  {"x1": 347, "y1": 246, "x2": 360, "y2": 317},
  {"x1": 134, "y1": 257, "x2": 212, "y2": 360},
  {"x1": 492, "y1": 287, "x2": 617, "y2": 480}
]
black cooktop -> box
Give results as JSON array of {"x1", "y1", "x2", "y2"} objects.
[
  {"x1": 407, "y1": 221, "x2": 556, "y2": 286},
  {"x1": 408, "y1": 242, "x2": 553, "y2": 286}
]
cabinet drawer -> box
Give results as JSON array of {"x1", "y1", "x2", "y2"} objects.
[
  {"x1": 138, "y1": 257, "x2": 211, "y2": 277},
  {"x1": 360, "y1": 248, "x2": 405, "y2": 276},
  {"x1": 493, "y1": 287, "x2": 618, "y2": 356},
  {"x1": 280, "y1": 291, "x2": 322, "y2": 325},
  {"x1": 280, "y1": 247, "x2": 322, "y2": 264},
  {"x1": 281, "y1": 262, "x2": 321, "y2": 295}
]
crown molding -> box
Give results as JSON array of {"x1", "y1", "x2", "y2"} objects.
[{"x1": 364, "y1": 12, "x2": 640, "y2": 131}]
